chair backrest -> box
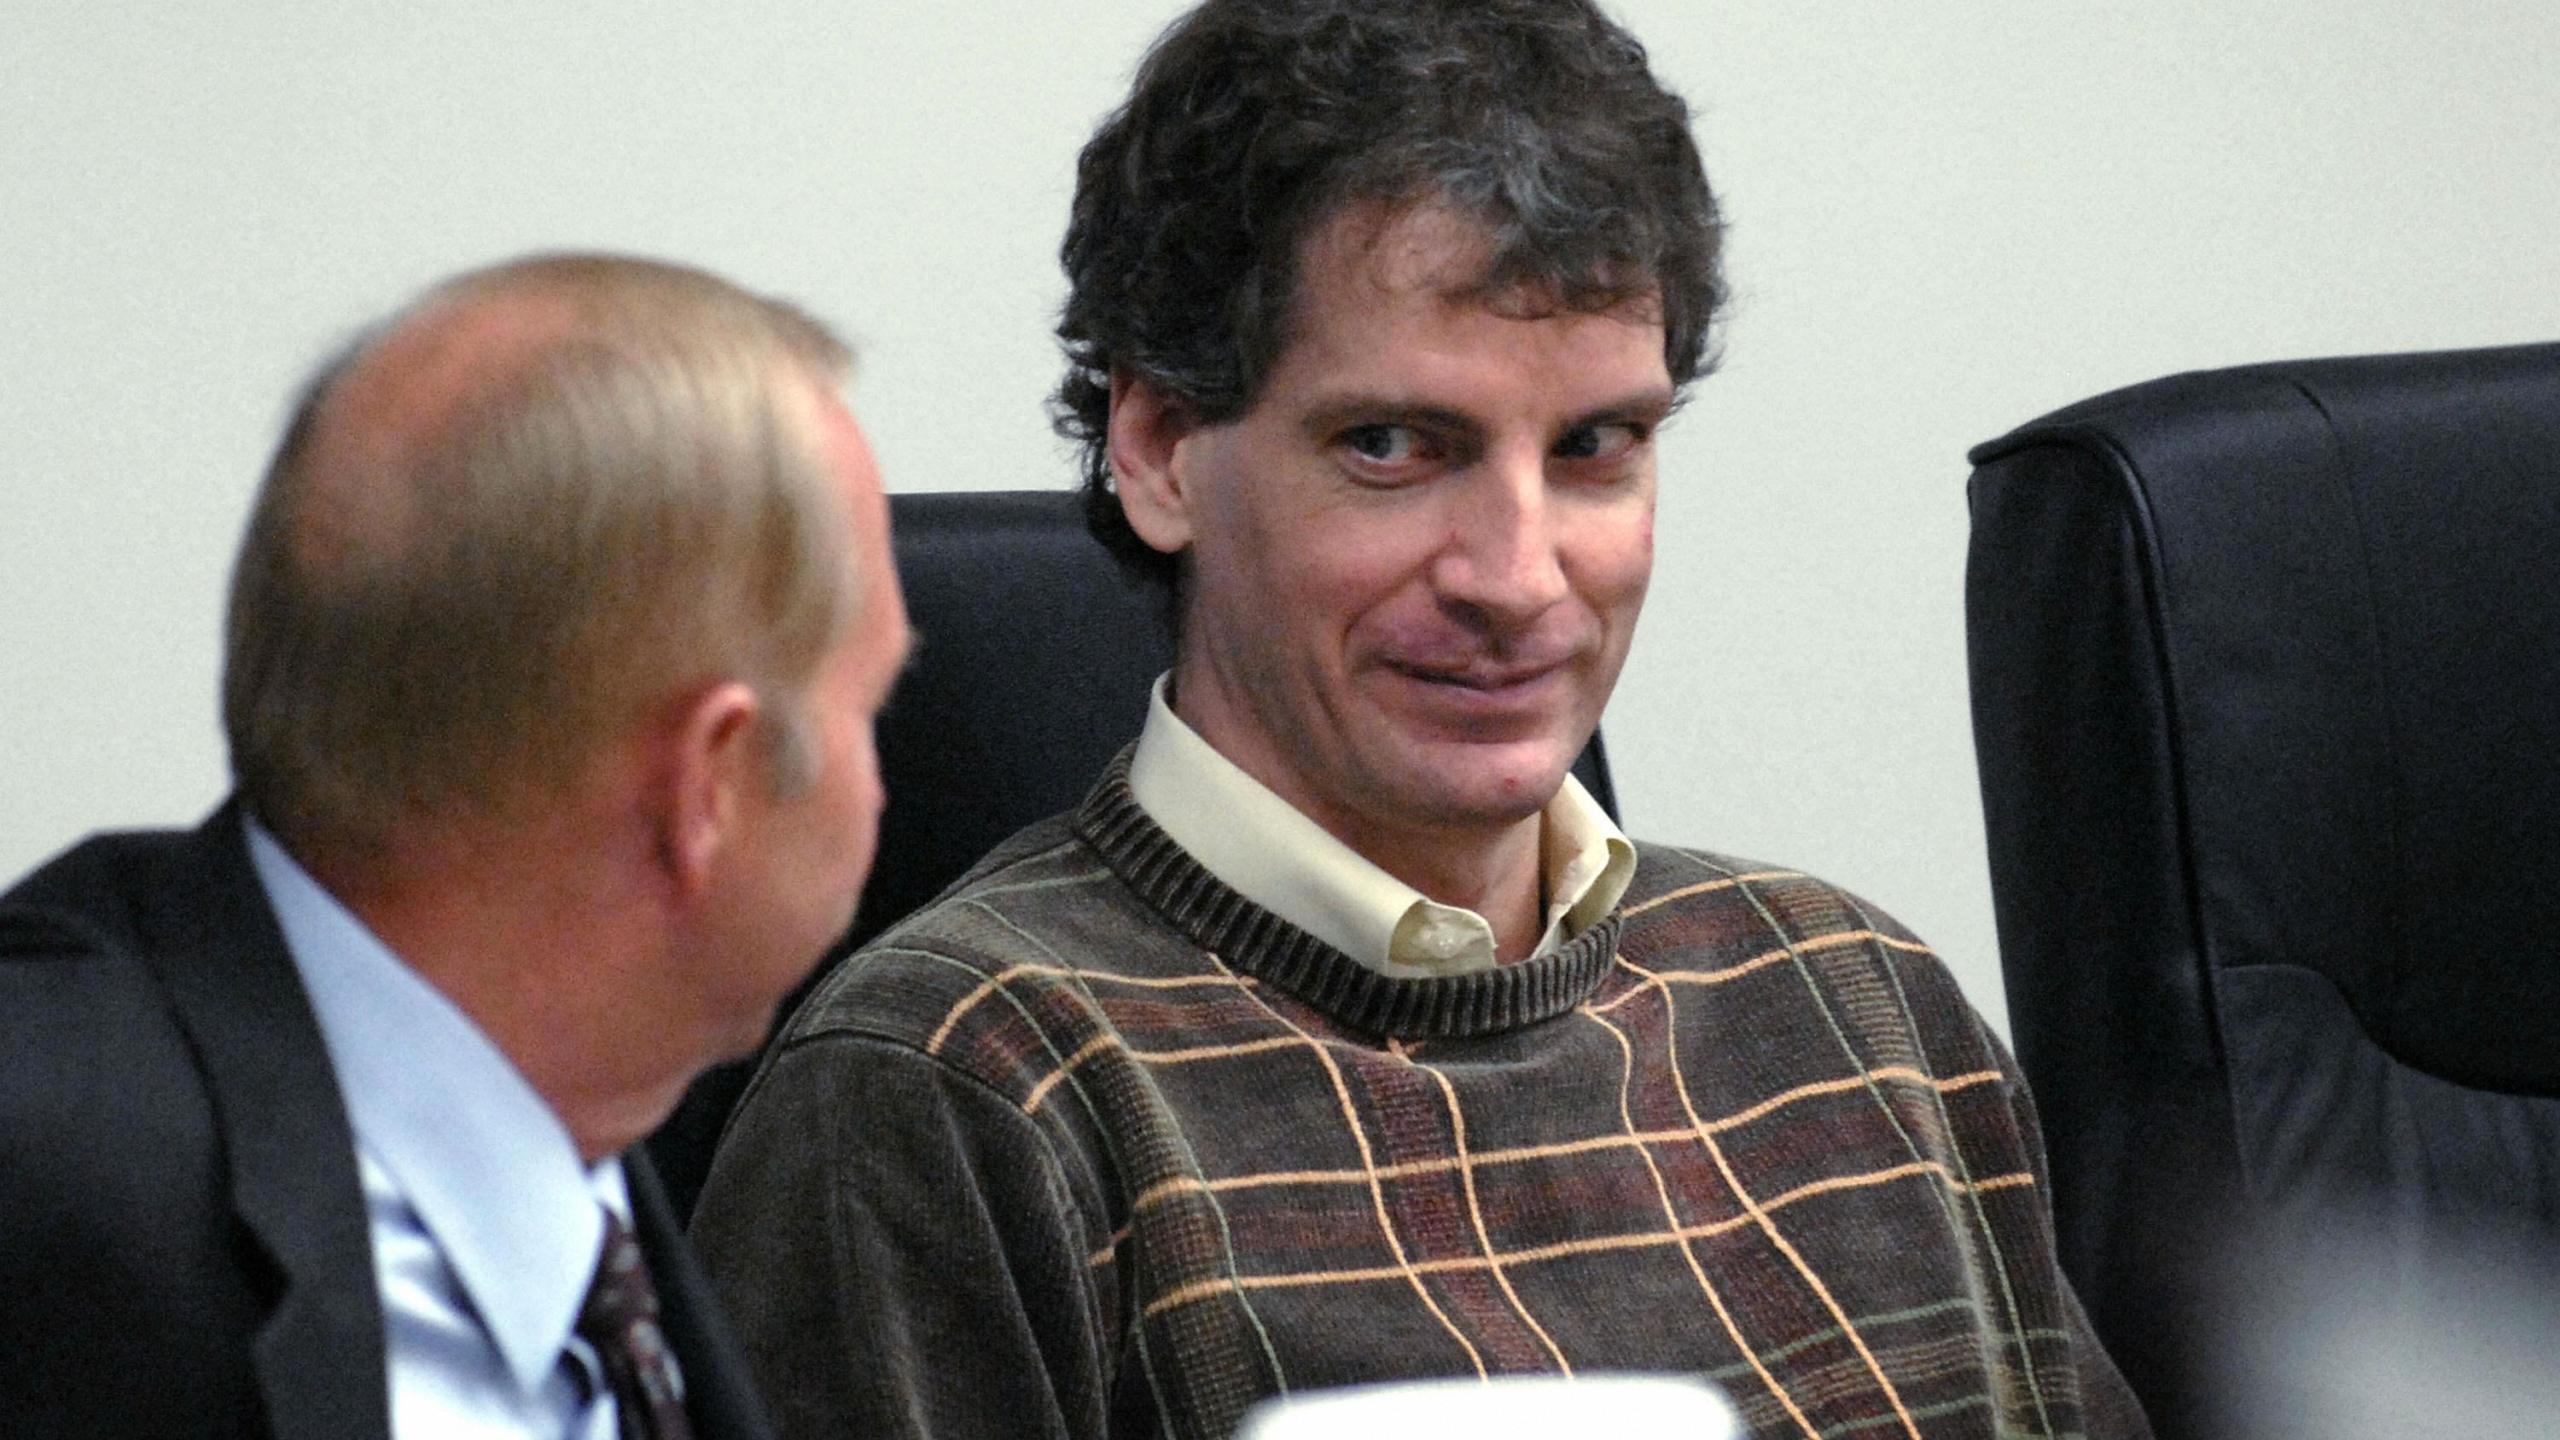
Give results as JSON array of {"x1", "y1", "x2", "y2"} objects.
[
  {"x1": 1964, "y1": 344, "x2": 2560, "y2": 1439},
  {"x1": 650, "y1": 489, "x2": 1620, "y2": 1220}
]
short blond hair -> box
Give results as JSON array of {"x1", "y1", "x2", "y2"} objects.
[{"x1": 223, "y1": 253, "x2": 857, "y2": 850}]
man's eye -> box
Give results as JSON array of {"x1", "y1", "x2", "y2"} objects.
[
  {"x1": 1341, "y1": 424, "x2": 1427, "y2": 465},
  {"x1": 1554, "y1": 422, "x2": 1646, "y2": 462}
]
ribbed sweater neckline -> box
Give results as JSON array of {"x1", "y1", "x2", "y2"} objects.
[{"x1": 1071, "y1": 753, "x2": 1622, "y2": 1040}]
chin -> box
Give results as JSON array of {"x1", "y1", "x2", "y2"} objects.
[
  {"x1": 1388, "y1": 734, "x2": 1579, "y2": 812},
  {"x1": 1393, "y1": 764, "x2": 1574, "y2": 831}
]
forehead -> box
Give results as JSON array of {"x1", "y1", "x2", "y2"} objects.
[
  {"x1": 809, "y1": 387, "x2": 913, "y2": 670},
  {"x1": 812, "y1": 387, "x2": 893, "y2": 563},
  {"x1": 1305, "y1": 202, "x2": 1496, "y2": 298},
  {"x1": 1265, "y1": 201, "x2": 1671, "y2": 407}
]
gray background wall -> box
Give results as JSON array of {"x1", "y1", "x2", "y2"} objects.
[{"x1": 7, "y1": 1, "x2": 2558, "y2": 1036}]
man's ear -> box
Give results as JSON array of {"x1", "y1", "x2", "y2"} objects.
[
  {"x1": 654, "y1": 680, "x2": 764, "y2": 898},
  {"x1": 1107, "y1": 370, "x2": 1200, "y2": 556}
]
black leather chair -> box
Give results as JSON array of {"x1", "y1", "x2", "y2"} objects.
[
  {"x1": 1965, "y1": 344, "x2": 2560, "y2": 1439},
  {"x1": 651, "y1": 489, "x2": 1620, "y2": 1222}
]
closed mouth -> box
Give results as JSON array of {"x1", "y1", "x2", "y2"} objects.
[{"x1": 1385, "y1": 658, "x2": 1569, "y2": 693}]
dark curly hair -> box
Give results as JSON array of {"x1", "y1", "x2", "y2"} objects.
[{"x1": 1054, "y1": 0, "x2": 1726, "y2": 593}]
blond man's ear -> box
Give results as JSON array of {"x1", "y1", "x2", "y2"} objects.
[{"x1": 651, "y1": 679, "x2": 765, "y2": 898}]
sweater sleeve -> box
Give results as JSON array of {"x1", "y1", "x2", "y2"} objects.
[
  {"x1": 689, "y1": 1031, "x2": 1116, "y2": 1440},
  {"x1": 1824, "y1": 875, "x2": 2156, "y2": 1438}
]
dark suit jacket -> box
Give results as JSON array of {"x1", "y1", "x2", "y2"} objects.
[{"x1": 0, "y1": 804, "x2": 776, "y2": 1440}]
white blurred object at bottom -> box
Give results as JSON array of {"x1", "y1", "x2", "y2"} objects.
[{"x1": 1234, "y1": 1373, "x2": 1740, "y2": 1440}]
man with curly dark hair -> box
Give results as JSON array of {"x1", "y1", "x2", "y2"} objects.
[{"x1": 693, "y1": 4, "x2": 2148, "y2": 1438}]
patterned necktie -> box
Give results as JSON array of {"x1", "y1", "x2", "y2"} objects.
[{"x1": 577, "y1": 1209, "x2": 695, "y2": 1440}]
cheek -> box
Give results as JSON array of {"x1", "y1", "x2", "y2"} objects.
[
  {"x1": 1563, "y1": 505, "x2": 1656, "y2": 619},
  {"x1": 1188, "y1": 442, "x2": 1442, "y2": 655},
  {"x1": 1320, "y1": 506, "x2": 1459, "y2": 609},
  {"x1": 1195, "y1": 512, "x2": 1377, "y2": 653},
  {"x1": 845, "y1": 729, "x2": 885, "y2": 840},
  {"x1": 1618, "y1": 492, "x2": 1658, "y2": 579},
  {"x1": 1620, "y1": 514, "x2": 1655, "y2": 606}
]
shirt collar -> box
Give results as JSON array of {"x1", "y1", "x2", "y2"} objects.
[
  {"x1": 1127, "y1": 674, "x2": 1635, "y2": 978},
  {"x1": 243, "y1": 815, "x2": 626, "y2": 1391}
]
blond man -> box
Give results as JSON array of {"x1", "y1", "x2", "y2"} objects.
[{"x1": 1, "y1": 254, "x2": 910, "y2": 1440}]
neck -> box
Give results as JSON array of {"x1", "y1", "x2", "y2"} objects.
[
  {"x1": 300, "y1": 820, "x2": 691, "y2": 1165},
  {"x1": 1336, "y1": 808, "x2": 1549, "y2": 962},
  {"x1": 1165, "y1": 667, "x2": 1556, "y2": 963},
  {"x1": 1081, "y1": 763, "x2": 1623, "y2": 1040}
]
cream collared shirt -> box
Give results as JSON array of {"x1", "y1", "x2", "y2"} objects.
[{"x1": 1127, "y1": 675, "x2": 1635, "y2": 979}]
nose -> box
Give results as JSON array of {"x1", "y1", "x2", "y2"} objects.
[{"x1": 1430, "y1": 447, "x2": 1570, "y2": 628}]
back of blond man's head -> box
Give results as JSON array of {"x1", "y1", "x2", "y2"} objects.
[{"x1": 223, "y1": 253, "x2": 857, "y2": 854}]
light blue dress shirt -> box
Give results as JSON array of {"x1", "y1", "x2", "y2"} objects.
[{"x1": 246, "y1": 818, "x2": 648, "y2": 1439}]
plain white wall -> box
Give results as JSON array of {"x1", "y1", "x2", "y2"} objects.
[{"x1": 7, "y1": 2, "x2": 2558, "y2": 1035}]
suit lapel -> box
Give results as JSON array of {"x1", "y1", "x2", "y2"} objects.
[
  {"x1": 628, "y1": 1153, "x2": 777, "y2": 1440},
  {"x1": 135, "y1": 806, "x2": 392, "y2": 1440}
]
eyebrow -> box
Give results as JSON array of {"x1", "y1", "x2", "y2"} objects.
[
  {"x1": 1571, "y1": 387, "x2": 1680, "y2": 430},
  {"x1": 1298, "y1": 387, "x2": 1679, "y2": 445}
]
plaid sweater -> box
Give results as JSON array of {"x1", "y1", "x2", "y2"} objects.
[{"x1": 694, "y1": 762, "x2": 2148, "y2": 1440}]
